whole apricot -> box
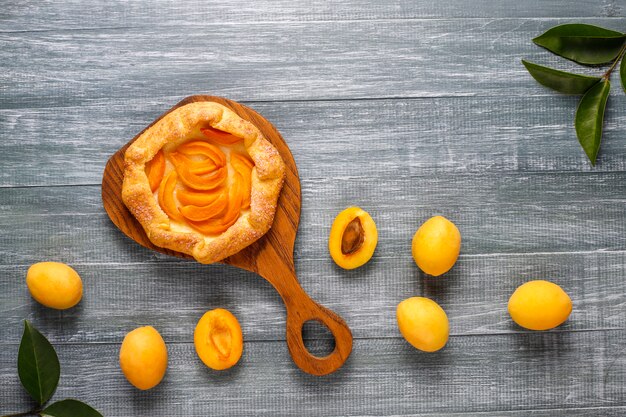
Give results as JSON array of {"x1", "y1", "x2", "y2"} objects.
[
  {"x1": 119, "y1": 326, "x2": 168, "y2": 390},
  {"x1": 397, "y1": 297, "x2": 449, "y2": 352},
  {"x1": 329, "y1": 206, "x2": 378, "y2": 269},
  {"x1": 508, "y1": 280, "x2": 572, "y2": 330},
  {"x1": 411, "y1": 216, "x2": 461, "y2": 276},
  {"x1": 194, "y1": 309, "x2": 243, "y2": 370},
  {"x1": 26, "y1": 262, "x2": 83, "y2": 310}
]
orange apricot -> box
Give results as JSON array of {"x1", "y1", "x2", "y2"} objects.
[
  {"x1": 119, "y1": 326, "x2": 168, "y2": 390},
  {"x1": 145, "y1": 150, "x2": 165, "y2": 192},
  {"x1": 26, "y1": 262, "x2": 83, "y2": 310},
  {"x1": 201, "y1": 127, "x2": 242, "y2": 145},
  {"x1": 194, "y1": 309, "x2": 243, "y2": 370},
  {"x1": 329, "y1": 207, "x2": 378, "y2": 269},
  {"x1": 508, "y1": 280, "x2": 572, "y2": 330}
]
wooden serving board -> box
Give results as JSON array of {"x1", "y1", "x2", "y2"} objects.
[{"x1": 102, "y1": 95, "x2": 352, "y2": 376}]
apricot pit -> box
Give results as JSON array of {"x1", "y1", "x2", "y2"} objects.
[{"x1": 329, "y1": 207, "x2": 377, "y2": 270}]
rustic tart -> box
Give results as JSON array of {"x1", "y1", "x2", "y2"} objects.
[{"x1": 122, "y1": 101, "x2": 285, "y2": 264}]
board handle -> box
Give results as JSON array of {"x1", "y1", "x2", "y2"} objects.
[
  {"x1": 283, "y1": 285, "x2": 353, "y2": 376},
  {"x1": 257, "y1": 254, "x2": 353, "y2": 376}
]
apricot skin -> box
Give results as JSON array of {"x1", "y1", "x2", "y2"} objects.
[
  {"x1": 329, "y1": 207, "x2": 378, "y2": 270},
  {"x1": 412, "y1": 216, "x2": 461, "y2": 277},
  {"x1": 194, "y1": 309, "x2": 243, "y2": 371},
  {"x1": 397, "y1": 297, "x2": 449, "y2": 352},
  {"x1": 26, "y1": 262, "x2": 83, "y2": 310},
  {"x1": 119, "y1": 326, "x2": 168, "y2": 390},
  {"x1": 508, "y1": 280, "x2": 572, "y2": 330}
]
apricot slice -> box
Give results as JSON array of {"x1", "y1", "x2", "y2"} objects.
[
  {"x1": 194, "y1": 309, "x2": 243, "y2": 370},
  {"x1": 177, "y1": 187, "x2": 223, "y2": 207},
  {"x1": 173, "y1": 161, "x2": 228, "y2": 191},
  {"x1": 170, "y1": 152, "x2": 217, "y2": 175},
  {"x1": 201, "y1": 127, "x2": 242, "y2": 146},
  {"x1": 145, "y1": 150, "x2": 165, "y2": 193},
  {"x1": 177, "y1": 140, "x2": 226, "y2": 166},
  {"x1": 180, "y1": 192, "x2": 229, "y2": 222},
  {"x1": 158, "y1": 171, "x2": 183, "y2": 221},
  {"x1": 329, "y1": 207, "x2": 377, "y2": 269},
  {"x1": 187, "y1": 185, "x2": 242, "y2": 235},
  {"x1": 231, "y1": 153, "x2": 253, "y2": 209}
]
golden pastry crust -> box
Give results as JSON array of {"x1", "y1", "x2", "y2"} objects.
[{"x1": 122, "y1": 101, "x2": 285, "y2": 264}]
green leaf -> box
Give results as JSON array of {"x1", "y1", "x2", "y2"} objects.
[
  {"x1": 575, "y1": 79, "x2": 611, "y2": 165},
  {"x1": 18, "y1": 321, "x2": 60, "y2": 406},
  {"x1": 619, "y1": 54, "x2": 626, "y2": 93},
  {"x1": 41, "y1": 399, "x2": 103, "y2": 417},
  {"x1": 522, "y1": 59, "x2": 601, "y2": 94},
  {"x1": 533, "y1": 24, "x2": 626, "y2": 65}
]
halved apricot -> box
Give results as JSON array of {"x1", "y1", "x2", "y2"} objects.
[
  {"x1": 201, "y1": 127, "x2": 242, "y2": 146},
  {"x1": 145, "y1": 150, "x2": 165, "y2": 192},
  {"x1": 329, "y1": 207, "x2": 378, "y2": 269},
  {"x1": 158, "y1": 171, "x2": 183, "y2": 221},
  {"x1": 194, "y1": 308, "x2": 243, "y2": 370}
]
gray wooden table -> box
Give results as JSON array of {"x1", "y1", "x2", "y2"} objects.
[{"x1": 1, "y1": 1, "x2": 625, "y2": 416}]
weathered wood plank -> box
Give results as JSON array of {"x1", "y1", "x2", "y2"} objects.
[
  {"x1": 1, "y1": 95, "x2": 626, "y2": 188},
  {"x1": 0, "y1": 249, "x2": 623, "y2": 343},
  {"x1": 1, "y1": 180, "x2": 626, "y2": 265},
  {"x1": 1, "y1": 19, "x2": 624, "y2": 108},
  {"x1": 1, "y1": 0, "x2": 623, "y2": 32},
  {"x1": 1, "y1": 332, "x2": 624, "y2": 416}
]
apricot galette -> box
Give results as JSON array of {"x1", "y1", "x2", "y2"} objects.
[{"x1": 122, "y1": 101, "x2": 285, "y2": 264}]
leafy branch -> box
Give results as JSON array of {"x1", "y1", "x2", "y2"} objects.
[
  {"x1": 0, "y1": 321, "x2": 102, "y2": 417},
  {"x1": 523, "y1": 23, "x2": 626, "y2": 165}
]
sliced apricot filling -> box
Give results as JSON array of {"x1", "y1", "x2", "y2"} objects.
[
  {"x1": 329, "y1": 207, "x2": 378, "y2": 270},
  {"x1": 147, "y1": 127, "x2": 255, "y2": 235},
  {"x1": 158, "y1": 171, "x2": 183, "y2": 221},
  {"x1": 145, "y1": 150, "x2": 165, "y2": 193},
  {"x1": 201, "y1": 127, "x2": 242, "y2": 146}
]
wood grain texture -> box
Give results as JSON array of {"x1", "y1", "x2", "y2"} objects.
[
  {"x1": 1, "y1": 0, "x2": 622, "y2": 32},
  {"x1": 1, "y1": 0, "x2": 626, "y2": 415},
  {"x1": 0, "y1": 332, "x2": 624, "y2": 416},
  {"x1": 0, "y1": 249, "x2": 624, "y2": 343},
  {"x1": 1, "y1": 19, "x2": 625, "y2": 109},
  {"x1": 2, "y1": 95, "x2": 626, "y2": 188}
]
